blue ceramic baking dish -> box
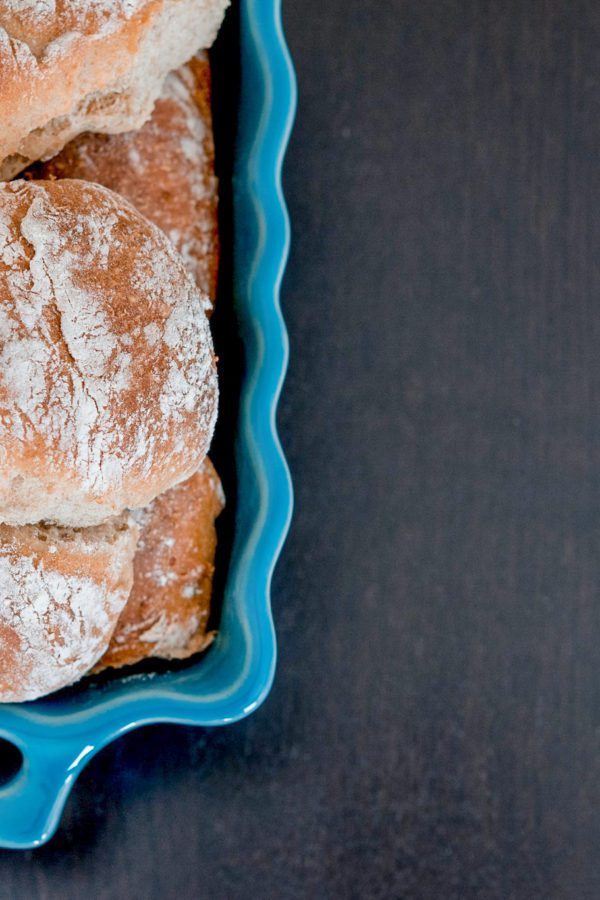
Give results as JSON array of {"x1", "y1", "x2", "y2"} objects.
[{"x1": 0, "y1": 0, "x2": 295, "y2": 850}]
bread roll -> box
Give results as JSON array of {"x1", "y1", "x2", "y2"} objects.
[
  {"x1": 0, "y1": 179, "x2": 217, "y2": 527},
  {"x1": 0, "y1": 512, "x2": 139, "y2": 702},
  {"x1": 0, "y1": 0, "x2": 229, "y2": 179},
  {"x1": 30, "y1": 53, "x2": 219, "y2": 308},
  {"x1": 96, "y1": 458, "x2": 224, "y2": 671}
]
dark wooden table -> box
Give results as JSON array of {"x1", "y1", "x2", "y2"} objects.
[{"x1": 3, "y1": 1, "x2": 600, "y2": 897}]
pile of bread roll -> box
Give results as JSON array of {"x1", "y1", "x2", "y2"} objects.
[{"x1": 0, "y1": 0, "x2": 230, "y2": 701}]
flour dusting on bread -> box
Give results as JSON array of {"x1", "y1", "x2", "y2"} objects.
[
  {"x1": 0, "y1": 0, "x2": 230, "y2": 178},
  {"x1": 30, "y1": 53, "x2": 220, "y2": 304},
  {"x1": 0, "y1": 179, "x2": 217, "y2": 526},
  {"x1": 95, "y1": 460, "x2": 223, "y2": 671},
  {"x1": 0, "y1": 512, "x2": 139, "y2": 701}
]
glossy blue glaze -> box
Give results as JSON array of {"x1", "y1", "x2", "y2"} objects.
[{"x1": 0, "y1": 0, "x2": 296, "y2": 850}]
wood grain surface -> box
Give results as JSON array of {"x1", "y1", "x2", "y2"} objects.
[{"x1": 2, "y1": 1, "x2": 600, "y2": 897}]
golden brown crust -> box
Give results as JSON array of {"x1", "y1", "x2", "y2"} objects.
[
  {"x1": 95, "y1": 458, "x2": 224, "y2": 671},
  {"x1": 0, "y1": 0, "x2": 229, "y2": 179},
  {"x1": 30, "y1": 53, "x2": 219, "y2": 307},
  {"x1": 0, "y1": 178, "x2": 217, "y2": 526}
]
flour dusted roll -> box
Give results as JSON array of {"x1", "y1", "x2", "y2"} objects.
[
  {"x1": 0, "y1": 179, "x2": 218, "y2": 526},
  {"x1": 0, "y1": 0, "x2": 229, "y2": 179},
  {"x1": 96, "y1": 458, "x2": 224, "y2": 671},
  {"x1": 31, "y1": 52, "x2": 219, "y2": 307},
  {"x1": 0, "y1": 513, "x2": 139, "y2": 702}
]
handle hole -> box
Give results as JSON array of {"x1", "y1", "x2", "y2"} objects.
[{"x1": 0, "y1": 739, "x2": 23, "y2": 787}]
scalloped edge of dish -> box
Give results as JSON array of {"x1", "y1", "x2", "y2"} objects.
[{"x1": 0, "y1": 0, "x2": 296, "y2": 849}]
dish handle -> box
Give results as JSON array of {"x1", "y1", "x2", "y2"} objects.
[{"x1": 0, "y1": 732, "x2": 95, "y2": 849}]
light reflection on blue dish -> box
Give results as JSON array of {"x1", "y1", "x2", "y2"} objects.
[{"x1": 0, "y1": 0, "x2": 296, "y2": 850}]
